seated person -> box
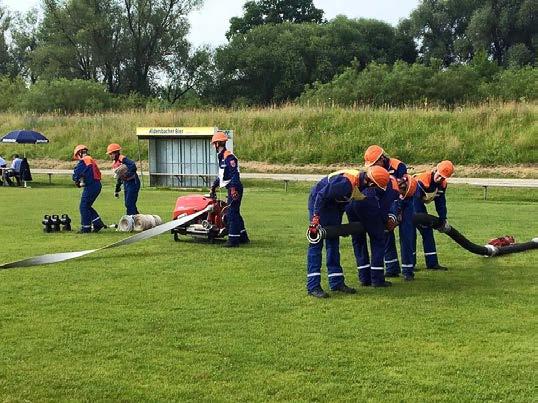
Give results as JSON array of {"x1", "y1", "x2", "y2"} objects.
[
  {"x1": 5, "y1": 154, "x2": 23, "y2": 186},
  {"x1": 0, "y1": 155, "x2": 6, "y2": 186}
]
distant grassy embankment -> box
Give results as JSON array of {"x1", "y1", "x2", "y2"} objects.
[{"x1": 0, "y1": 103, "x2": 536, "y2": 165}]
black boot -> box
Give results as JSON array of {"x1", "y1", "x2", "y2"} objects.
[
  {"x1": 331, "y1": 283, "x2": 357, "y2": 294},
  {"x1": 308, "y1": 286, "x2": 329, "y2": 298}
]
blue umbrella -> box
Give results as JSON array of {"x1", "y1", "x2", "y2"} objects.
[{"x1": 0, "y1": 130, "x2": 49, "y2": 144}]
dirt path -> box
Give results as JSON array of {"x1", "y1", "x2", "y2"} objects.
[{"x1": 29, "y1": 159, "x2": 538, "y2": 178}]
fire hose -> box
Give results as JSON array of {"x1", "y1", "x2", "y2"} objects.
[
  {"x1": 306, "y1": 222, "x2": 366, "y2": 244},
  {"x1": 0, "y1": 206, "x2": 212, "y2": 270},
  {"x1": 412, "y1": 213, "x2": 538, "y2": 257}
]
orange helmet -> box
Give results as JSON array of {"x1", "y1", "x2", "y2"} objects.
[
  {"x1": 107, "y1": 143, "x2": 121, "y2": 154},
  {"x1": 211, "y1": 131, "x2": 228, "y2": 144},
  {"x1": 400, "y1": 174, "x2": 418, "y2": 199},
  {"x1": 436, "y1": 160, "x2": 455, "y2": 179},
  {"x1": 366, "y1": 166, "x2": 390, "y2": 190},
  {"x1": 364, "y1": 145, "x2": 385, "y2": 167},
  {"x1": 73, "y1": 144, "x2": 88, "y2": 160}
]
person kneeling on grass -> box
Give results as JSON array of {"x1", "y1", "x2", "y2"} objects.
[
  {"x1": 306, "y1": 166, "x2": 390, "y2": 298},
  {"x1": 72, "y1": 145, "x2": 105, "y2": 233}
]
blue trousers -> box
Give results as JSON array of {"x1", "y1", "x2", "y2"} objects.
[
  {"x1": 413, "y1": 198, "x2": 439, "y2": 268},
  {"x1": 124, "y1": 177, "x2": 140, "y2": 215},
  {"x1": 346, "y1": 203, "x2": 386, "y2": 286},
  {"x1": 80, "y1": 182, "x2": 103, "y2": 232},
  {"x1": 385, "y1": 199, "x2": 416, "y2": 276},
  {"x1": 306, "y1": 193, "x2": 346, "y2": 292},
  {"x1": 227, "y1": 185, "x2": 247, "y2": 245}
]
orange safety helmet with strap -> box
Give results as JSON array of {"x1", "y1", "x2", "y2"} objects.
[
  {"x1": 436, "y1": 160, "x2": 455, "y2": 179},
  {"x1": 211, "y1": 131, "x2": 228, "y2": 145},
  {"x1": 399, "y1": 174, "x2": 418, "y2": 199},
  {"x1": 73, "y1": 144, "x2": 88, "y2": 160},
  {"x1": 364, "y1": 145, "x2": 385, "y2": 167},
  {"x1": 107, "y1": 143, "x2": 122, "y2": 154},
  {"x1": 366, "y1": 166, "x2": 390, "y2": 190}
]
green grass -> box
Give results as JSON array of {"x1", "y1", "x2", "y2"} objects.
[
  {"x1": 0, "y1": 181, "x2": 537, "y2": 401},
  {"x1": 0, "y1": 103, "x2": 537, "y2": 165}
]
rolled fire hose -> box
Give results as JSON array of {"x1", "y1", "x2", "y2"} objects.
[
  {"x1": 118, "y1": 215, "x2": 135, "y2": 232},
  {"x1": 0, "y1": 206, "x2": 212, "y2": 270},
  {"x1": 133, "y1": 214, "x2": 157, "y2": 232},
  {"x1": 307, "y1": 222, "x2": 366, "y2": 244},
  {"x1": 412, "y1": 213, "x2": 538, "y2": 257}
]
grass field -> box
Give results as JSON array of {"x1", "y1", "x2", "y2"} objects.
[
  {"x1": 0, "y1": 178, "x2": 537, "y2": 401},
  {"x1": 0, "y1": 103, "x2": 536, "y2": 166}
]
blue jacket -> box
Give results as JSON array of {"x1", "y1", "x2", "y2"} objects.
[
  {"x1": 73, "y1": 156, "x2": 101, "y2": 187},
  {"x1": 415, "y1": 171, "x2": 448, "y2": 220},
  {"x1": 213, "y1": 149, "x2": 241, "y2": 189},
  {"x1": 312, "y1": 170, "x2": 368, "y2": 215}
]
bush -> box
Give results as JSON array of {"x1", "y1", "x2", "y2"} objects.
[
  {"x1": 0, "y1": 76, "x2": 27, "y2": 111},
  {"x1": 300, "y1": 62, "x2": 538, "y2": 107},
  {"x1": 17, "y1": 79, "x2": 114, "y2": 113}
]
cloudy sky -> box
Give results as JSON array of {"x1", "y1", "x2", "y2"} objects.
[{"x1": 3, "y1": 0, "x2": 420, "y2": 47}]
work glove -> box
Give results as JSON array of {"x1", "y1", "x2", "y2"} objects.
[
  {"x1": 385, "y1": 214, "x2": 399, "y2": 232},
  {"x1": 230, "y1": 187, "x2": 239, "y2": 201},
  {"x1": 437, "y1": 219, "x2": 451, "y2": 233},
  {"x1": 309, "y1": 214, "x2": 320, "y2": 235}
]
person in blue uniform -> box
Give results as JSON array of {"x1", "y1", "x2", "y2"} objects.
[
  {"x1": 306, "y1": 166, "x2": 390, "y2": 298},
  {"x1": 413, "y1": 160, "x2": 455, "y2": 270},
  {"x1": 72, "y1": 145, "x2": 104, "y2": 233},
  {"x1": 364, "y1": 145, "x2": 407, "y2": 180},
  {"x1": 107, "y1": 143, "x2": 140, "y2": 215},
  {"x1": 210, "y1": 131, "x2": 249, "y2": 247},
  {"x1": 379, "y1": 175, "x2": 418, "y2": 281}
]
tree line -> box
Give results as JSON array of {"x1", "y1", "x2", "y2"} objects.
[{"x1": 0, "y1": 0, "x2": 535, "y2": 112}]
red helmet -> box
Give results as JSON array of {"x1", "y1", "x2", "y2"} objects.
[
  {"x1": 436, "y1": 160, "x2": 455, "y2": 179},
  {"x1": 364, "y1": 145, "x2": 385, "y2": 167},
  {"x1": 73, "y1": 144, "x2": 88, "y2": 160},
  {"x1": 211, "y1": 131, "x2": 228, "y2": 145},
  {"x1": 366, "y1": 166, "x2": 390, "y2": 190},
  {"x1": 107, "y1": 143, "x2": 121, "y2": 154}
]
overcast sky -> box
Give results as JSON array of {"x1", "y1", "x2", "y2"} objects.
[{"x1": 3, "y1": 0, "x2": 420, "y2": 48}]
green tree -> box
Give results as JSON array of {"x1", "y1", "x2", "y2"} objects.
[
  {"x1": 466, "y1": 0, "x2": 536, "y2": 65},
  {"x1": 0, "y1": 6, "x2": 12, "y2": 76},
  {"x1": 226, "y1": 0, "x2": 324, "y2": 39},
  {"x1": 214, "y1": 17, "x2": 416, "y2": 105},
  {"x1": 409, "y1": 0, "x2": 480, "y2": 65},
  {"x1": 9, "y1": 9, "x2": 40, "y2": 83}
]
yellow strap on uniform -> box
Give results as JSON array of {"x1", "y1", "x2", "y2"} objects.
[{"x1": 422, "y1": 189, "x2": 438, "y2": 204}]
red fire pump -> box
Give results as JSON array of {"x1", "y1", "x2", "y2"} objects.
[{"x1": 171, "y1": 195, "x2": 228, "y2": 242}]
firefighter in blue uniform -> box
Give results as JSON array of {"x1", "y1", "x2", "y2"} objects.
[
  {"x1": 306, "y1": 166, "x2": 390, "y2": 298},
  {"x1": 413, "y1": 160, "x2": 455, "y2": 270},
  {"x1": 379, "y1": 174, "x2": 418, "y2": 281},
  {"x1": 72, "y1": 145, "x2": 104, "y2": 233},
  {"x1": 107, "y1": 143, "x2": 140, "y2": 215},
  {"x1": 210, "y1": 131, "x2": 249, "y2": 247},
  {"x1": 345, "y1": 170, "x2": 393, "y2": 288},
  {"x1": 364, "y1": 145, "x2": 415, "y2": 278}
]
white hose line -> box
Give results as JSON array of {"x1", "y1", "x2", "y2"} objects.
[{"x1": 0, "y1": 206, "x2": 211, "y2": 270}]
